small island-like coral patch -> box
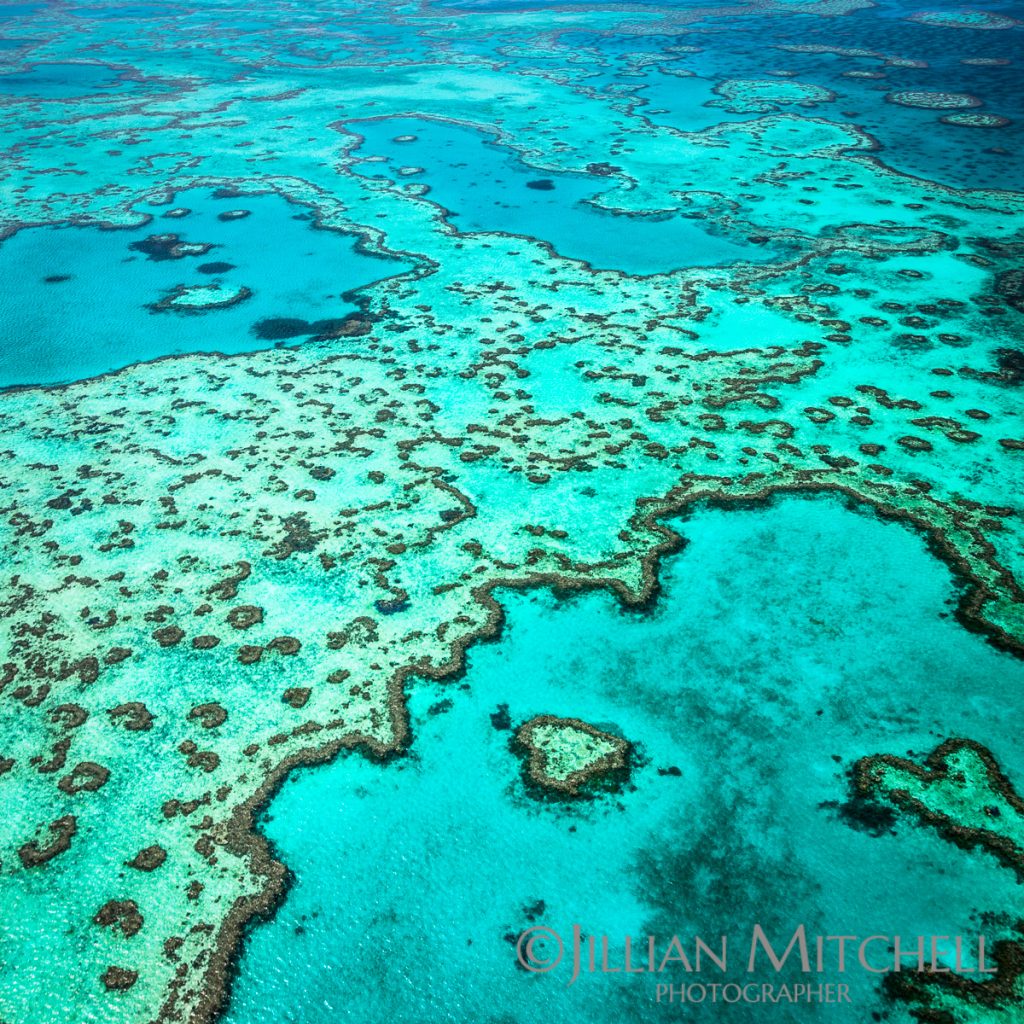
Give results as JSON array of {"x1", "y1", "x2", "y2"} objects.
[
  {"x1": 150, "y1": 282, "x2": 252, "y2": 313},
  {"x1": 907, "y1": 10, "x2": 1021, "y2": 30},
  {"x1": 940, "y1": 112, "x2": 1011, "y2": 128},
  {"x1": 513, "y1": 715, "x2": 631, "y2": 798},
  {"x1": 853, "y1": 738, "x2": 1024, "y2": 878},
  {"x1": 887, "y1": 90, "x2": 982, "y2": 111},
  {"x1": 709, "y1": 77, "x2": 833, "y2": 114}
]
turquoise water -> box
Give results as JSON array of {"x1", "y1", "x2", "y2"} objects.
[
  {"x1": 0, "y1": 191, "x2": 411, "y2": 387},
  {"x1": 0, "y1": 3, "x2": 43, "y2": 19},
  {"x1": 351, "y1": 116, "x2": 777, "y2": 275},
  {"x1": 225, "y1": 495, "x2": 1024, "y2": 1023},
  {"x1": 0, "y1": 61, "x2": 135, "y2": 97},
  {"x1": 1, "y1": 1, "x2": 1023, "y2": 1023}
]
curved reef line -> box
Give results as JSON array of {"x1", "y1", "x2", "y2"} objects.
[
  {"x1": 854, "y1": 737, "x2": 1024, "y2": 879},
  {"x1": 513, "y1": 714, "x2": 632, "y2": 798},
  {"x1": 165, "y1": 477, "x2": 1024, "y2": 1024},
  {"x1": 853, "y1": 737, "x2": 1024, "y2": 1016}
]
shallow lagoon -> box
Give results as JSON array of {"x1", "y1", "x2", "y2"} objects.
[
  {"x1": 351, "y1": 116, "x2": 776, "y2": 275},
  {"x1": 225, "y1": 494, "x2": 1024, "y2": 1024},
  {"x1": 0, "y1": 190, "x2": 411, "y2": 387}
]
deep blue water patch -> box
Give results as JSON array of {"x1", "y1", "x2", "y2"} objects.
[
  {"x1": 560, "y1": 7, "x2": 1023, "y2": 192},
  {"x1": 678, "y1": 7, "x2": 1023, "y2": 192},
  {"x1": 0, "y1": 3, "x2": 44, "y2": 19},
  {"x1": 66, "y1": 4, "x2": 178, "y2": 19}
]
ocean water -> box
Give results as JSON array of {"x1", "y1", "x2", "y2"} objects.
[
  {"x1": 349, "y1": 116, "x2": 774, "y2": 274},
  {"x1": 616, "y1": 4, "x2": 1024, "y2": 191},
  {"x1": 0, "y1": 61, "x2": 136, "y2": 97},
  {"x1": 225, "y1": 495, "x2": 1024, "y2": 1024},
  {"x1": 0, "y1": 191, "x2": 411, "y2": 387},
  {"x1": 1, "y1": 1, "x2": 1023, "y2": 1024}
]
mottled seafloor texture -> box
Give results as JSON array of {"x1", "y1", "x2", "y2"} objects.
[{"x1": 1, "y1": 0, "x2": 1023, "y2": 1022}]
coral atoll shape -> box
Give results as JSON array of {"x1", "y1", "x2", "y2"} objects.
[{"x1": 513, "y1": 715, "x2": 631, "y2": 797}]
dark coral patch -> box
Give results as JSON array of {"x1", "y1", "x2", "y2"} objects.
[
  {"x1": 153, "y1": 625, "x2": 185, "y2": 647},
  {"x1": 995, "y1": 269, "x2": 1024, "y2": 313},
  {"x1": 94, "y1": 899, "x2": 143, "y2": 938},
  {"x1": 108, "y1": 702, "x2": 153, "y2": 731},
  {"x1": 188, "y1": 702, "x2": 227, "y2": 729},
  {"x1": 128, "y1": 233, "x2": 213, "y2": 261},
  {"x1": 207, "y1": 562, "x2": 251, "y2": 601},
  {"x1": 897, "y1": 435, "x2": 933, "y2": 452},
  {"x1": 819, "y1": 795, "x2": 897, "y2": 837},
  {"x1": 251, "y1": 317, "x2": 314, "y2": 340},
  {"x1": 995, "y1": 347, "x2": 1024, "y2": 384},
  {"x1": 267, "y1": 512, "x2": 326, "y2": 559},
  {"x1": 18, "y1": 815, "x2": 77, "y2": 868},
  {"x1": 251, "y1": 316, "x2": 350, "y2": 341},
  {"x1": 58, "y1": 761, "x2": 110, "y2": 794},
  {"x1": 282, "y1": 687, "x2": 311, "y2": 709},
  {"x1": 49, "y1": 704, "x2": 88, "y2": 730},
  {"x1": 197, "y1": 261, "x2": 237, "y2": 275},
  {"x1": 126, "y1": 845, "x2": 167, "y2": 872},
  {"x1": 318, "y1": 313, "x2": 372, "y2": 338},
  {"x1": 237, "y1": 645, "x2": 263, "y2": 665},
  {"x1": 181, "y1": 747, "x2": 219, "y2": 772},
  {"x1": 101, "y1": 966, "x2": 138, "y2": 991},
  {"x1": 226, "y1": 605, "x2": 263, "y2": 630},
  {"x1": 267, "y1": 636, "x2": 301, "y2": 655}
]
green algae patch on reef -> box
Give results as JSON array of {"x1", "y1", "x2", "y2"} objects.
[{"x1": 513, "y1": 714, "x2": 630, "y2": 798}]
